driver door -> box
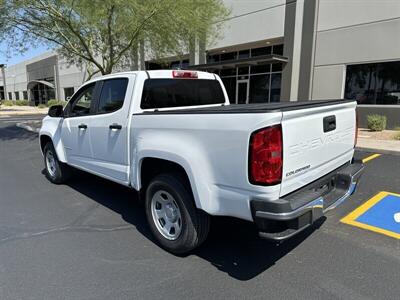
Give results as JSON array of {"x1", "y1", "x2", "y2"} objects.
[{"x1": 61, "y1": 82, "x2": 98, "y2": 170}]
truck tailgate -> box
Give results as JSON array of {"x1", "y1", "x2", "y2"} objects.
[{"x1": 280, "y1": 101, "x2": 357, "y2": 197}]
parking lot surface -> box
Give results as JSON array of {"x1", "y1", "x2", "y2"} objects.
[{"x1": 1, "y1": 116, "x2": 400, "y2": 300}]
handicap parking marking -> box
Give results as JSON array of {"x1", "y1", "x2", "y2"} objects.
[
  {"x1": 341, "y1": 191, "x2": 400, "y2": 239},
  {"x1": 362, "y1": 153, "x2": 381, "y2": 163}
]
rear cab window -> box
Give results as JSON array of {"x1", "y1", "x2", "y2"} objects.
[{"x1": 140, "y1": 79, "x2": 225, "y2": 109}]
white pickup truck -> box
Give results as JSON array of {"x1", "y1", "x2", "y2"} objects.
[{"x1": 39, "y1": 70, "x2": 363, "y2": 254}]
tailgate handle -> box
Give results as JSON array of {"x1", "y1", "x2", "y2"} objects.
[{"x1": 323, "y1": 115, "x2": 336, "y2": 132}]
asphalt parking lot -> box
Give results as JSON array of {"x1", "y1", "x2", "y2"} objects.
[{"x1": 1, "y1": 115, "x2": 400, "y2": 300}]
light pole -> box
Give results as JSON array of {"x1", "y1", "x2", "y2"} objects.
[{"x1": 0, "y1": 64, "x2": 8, "y2": 101}]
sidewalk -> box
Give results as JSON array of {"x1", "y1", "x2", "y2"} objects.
[
  {"x1": 357, "y1": 138, "x2": 400, "y2": 155},
  {"x1": 356, "y1": 128, "x2": 400, "y2": 155},
  {"x1": 0, "y1": 105, "x2": 48, "y2": 116}
]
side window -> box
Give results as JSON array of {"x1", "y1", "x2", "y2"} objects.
[
  {"x1": 70, "y1": 83, "x2": 96, "y2": 117},
  {"x1": 97, "y1": 78, "x2": 129, "y2": 113}
]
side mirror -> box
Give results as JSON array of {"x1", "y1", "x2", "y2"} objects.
[
  {"x1": 66, "y1": 96, "x2": 71, "y2": 101},
  {"x1": 48, "y1": 105, "x2": 64, "y2": 118}
]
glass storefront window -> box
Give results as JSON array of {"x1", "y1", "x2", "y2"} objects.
[
  {"x1": 249, "y1": 74, "x2": 270, "y2": 103},
  {"x1": 272, "y1": 44, "x2": 284, "y2": 55},
  {"x1": 207, "y1": 54, "x2": 220, "y2": 63},
  {"x1": 251, "y1": 64, "x2": 270, "y2": 75},
  {"x1": 238, "y1": 50, "x2": 250, "y2": 59},
  {"x1": 220, "y1": 52, "x2": 237, "y2": 61},
  {"x1": 251, "y1": 46, "x2": 272, "y2": 57},
  {"x1": 220, "y1": 68, "x2": 236, "y2": 77},
  {"x1": 272, "y1": 63, "x2": 282, "y2": 72},
  {"x1": 221, "y1": 77, "x2": 236, "y2": 103},
  {"x1": 345, "y1": 61, "x2": 400, "y2": 105},
  {"x1": 270, "y1": 73, "x2": 281, "y2": 102},
  {"x1": 238, "y1": 66, "x2": 249, "y2": 76}
]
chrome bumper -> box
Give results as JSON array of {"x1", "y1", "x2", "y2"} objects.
[{"x1": 251, "y1": 161, "x2": 364, "y2": 241}]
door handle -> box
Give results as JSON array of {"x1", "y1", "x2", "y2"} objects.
[
  {"x1": 109, "y1": 123, "x2": 122, "y2": 130},
  {"x1": 78, "y1": 124, "x2": 87, "y2": 129},
  {"x1": 323, "y1": 115, "x2": 336, "y2": 132}
]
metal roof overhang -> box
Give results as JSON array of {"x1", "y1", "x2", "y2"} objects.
[
  {"x1": 27, "y1": 80, "x2": 55, "y2": 89},
  {"x1": 189, "y1": 54, "x2": 288, "y2": 70}
]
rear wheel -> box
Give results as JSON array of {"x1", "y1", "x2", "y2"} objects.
[
  {"x1": 43, "y1": 142, "x2": 70, "y2": 184},
  {"x1": 145, "y1": 173, "x2": 210, "y2": 255}
]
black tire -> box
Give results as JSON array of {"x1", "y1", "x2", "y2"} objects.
[
  {"x1": 43, "y1": 142, "x2": 70, "y2": 184},
  {"x1": 145, "y1": 173, "x2": 210, "y2": 255}
]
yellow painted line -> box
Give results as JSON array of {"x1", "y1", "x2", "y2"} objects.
[
  {"x1": 341, "y1": 191, "x2": 400, "y2": 239},
  {"x1": 362, "y1": 153, "x2": 381, "y2": 163}
]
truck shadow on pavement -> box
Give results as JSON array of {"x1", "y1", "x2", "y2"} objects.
[
  {"x1": 58, "y1": 168, "x2": 324, "y2": 281},
  {"x1": 0, "y1": 125, "x2": 38, "y2": 142}
]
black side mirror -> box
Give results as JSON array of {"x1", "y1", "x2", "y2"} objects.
[{"x1": 48, "y1": 105, "x2": 64, "y2": 118}]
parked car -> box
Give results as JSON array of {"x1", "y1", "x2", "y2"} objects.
[{"x1": 39, "y1": 70, "x2": 363, "y2": 254}]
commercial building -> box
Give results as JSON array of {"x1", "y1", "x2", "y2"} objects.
[{"x1": 1, "y1": 0, "x2": 399, "y2": 128}]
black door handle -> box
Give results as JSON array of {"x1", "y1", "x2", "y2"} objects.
[
  {"x1": 323, "y1": 115, "x2": 336, "y2": 132},
  {"x1": 109, "y1": 123, "x2": 122, "y2": 130},
  {"x1": 78, "y1": 124, "x2": 87, "y2": 129}
]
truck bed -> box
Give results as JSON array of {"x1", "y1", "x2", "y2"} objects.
[{"x1": 141, "y1": 99, "x2": 355, "y2": 114}]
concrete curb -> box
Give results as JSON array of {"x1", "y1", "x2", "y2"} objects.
[
  {"x1": 16, "y1": 121, "x2": 41, "y2": 133},
  {"x1": 356, "y1": 147, "x2": 400, "y2": 156}
]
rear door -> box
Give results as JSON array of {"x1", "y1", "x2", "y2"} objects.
[
  {"x1": 280, "y1": 101, "x2": 357, "y2": 196},
  {"x1": 88, "y1": 75, "x2": 134, "y2": 183}
]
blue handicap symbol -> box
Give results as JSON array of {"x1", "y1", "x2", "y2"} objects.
[{"x1": 356, "y1": 194, "x2": 400, "y2": 234}]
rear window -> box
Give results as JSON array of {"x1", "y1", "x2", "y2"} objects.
[{"x1": 140, "y1": 79, "x2": 225, "y2": 109}]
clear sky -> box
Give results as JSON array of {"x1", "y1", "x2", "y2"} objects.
[{"x1": 0, "y1": 42, "x2": 50, "y2": 66}]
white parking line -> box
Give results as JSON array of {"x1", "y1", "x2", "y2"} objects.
[{"x1": 2, "y1": 119, "x2": 41, "y2": 123}]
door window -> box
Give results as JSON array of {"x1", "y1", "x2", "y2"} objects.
[
  {"x1": 69, "y1": 83, "x2": 95, "y2": 117},
  {"x1": 97, "y1": 78, "x2": 129, "y2": 113}
]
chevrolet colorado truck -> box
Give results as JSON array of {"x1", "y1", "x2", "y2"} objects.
[{"x1": 39, "y1": 70, "x2": 363, "y2": 254}]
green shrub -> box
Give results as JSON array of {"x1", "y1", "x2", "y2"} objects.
[
  {"x1": 37, "y1": 104, "x2": 47, "y2": 109},
  {"x1": 16, "y1": 100, "x2": 29, "y2": 106},
  {"x1": 2, "y1": 100, "x2": 13, "y2": 106},
  {"x1": 367, "y1": 114, "x2": 387, "y2": 131},
  {"x1": 47, "y1": 99, "x2": 65, "y2": 107}
]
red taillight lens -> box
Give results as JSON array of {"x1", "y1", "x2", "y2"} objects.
[
  {"x1": 249, "y1": 125, "x2": 283, "y2": 185},
  {"x1": 172, "y1": 70, "x2": 198, "y2": 79},
  {"x1": 355, "y1": 110, "x2": 359, "y2": 147}
]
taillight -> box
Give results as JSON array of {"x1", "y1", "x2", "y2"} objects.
[
  {"x1": 249, "y1": 125, "x2": 283, "y2": 185},
  {"x1": 172, "y1": 70, "x2": 198, "y2": 79},
  {"x1": 355, "y1": 110, "x2": 359, "y2": 147}
]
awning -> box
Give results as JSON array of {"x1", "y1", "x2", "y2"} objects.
[
  {"x1": 189, "y1": 54, "x2": 288, "y2": 70},
  {"x1": 27, "y1": 80, "x2": 55, "y2": 89}
]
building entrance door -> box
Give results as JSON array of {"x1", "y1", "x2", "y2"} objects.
[{"x1": 236, "y1": 79, "x2": 249, "y2": 104}]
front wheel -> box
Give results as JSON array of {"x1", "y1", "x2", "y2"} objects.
[
  {"x1": 145, "y1": 173, "x2": 210, "y2": 255},
  {"x1": 43, "y1": 142, "x2": 70, "y2": 184}
]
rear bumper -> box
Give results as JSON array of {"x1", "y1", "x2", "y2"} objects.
[{"x1": 250, "y1": 161, "x2": 364, "y2": 241}]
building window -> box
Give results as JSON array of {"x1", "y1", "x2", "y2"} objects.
[
  {"x1": 251, "y1": 46, "x2": 272, "y2": 57},
  {"x1": 8, "y1": 92, "x2": 12, "y2": 100},
  {"x1": 64, "y1": 87, "x2": 75, "y2": 100},
  {"x1": 272, "y1": 44, "x2": 284, "y2": 55},
  {"x1": 220, "y1": 52, "x2": 237, "y2": 61},
  {"x1": 345, "y1": 61, "x2": 400, "y2": 105},
  {"x1": 249, "y1": 74, "x2": 270, "y2": 103},
  {"x1": 23, "y1": 91, "x2": 28, "y2": 100},
  {"x1": 238, "y1": 50, "x2": 250, "y2": 59},
  {"x1": 221, "y1": 77, "x2": 236, "y2": 103}
]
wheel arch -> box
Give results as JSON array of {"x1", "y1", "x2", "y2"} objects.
[{"x1": 138, "y1": 157, "x2": 203, "y2": 210}]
